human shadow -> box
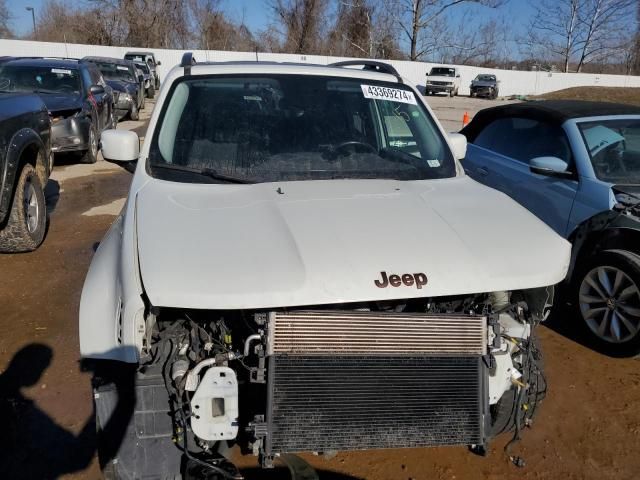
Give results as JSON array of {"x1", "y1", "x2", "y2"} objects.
[{"x1": 0, "y1": 343, "x2": 136, "y2": 479}]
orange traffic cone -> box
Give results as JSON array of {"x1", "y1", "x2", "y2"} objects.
[{"x1": 462, "y1": 111, "x2": 470, "y2": 127}]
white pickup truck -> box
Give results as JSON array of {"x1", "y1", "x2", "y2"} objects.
[
  {"x1": 426, "y1": 66, "x2": 461, "y2": 97},
  {"x1": 80, "y1": 55, "x2": 570, "y2": 479}
]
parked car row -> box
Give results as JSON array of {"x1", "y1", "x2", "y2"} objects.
[
  {"x1": 425, "y1": 65, "x2": 500, "y2": 99},
  {"x1": 0, "y1": 51, "x2": 160, "y2": 252}
]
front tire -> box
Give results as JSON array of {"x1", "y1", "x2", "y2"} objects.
[
  {"x1": 80, "y1": 124, "x2": 98, "y2": 164},
  {"x1": 0, "y1": 164, "x2": 47, "y2": 253},
  {"x1": 147, "y1": 84, "x2": 155, "y2": 99},
  {"x1": 129, "y1": 102, "x2": 139, "y2": 121},
  {"x1": 574, "y1": 250, "x2": 640, "y2": 357}
]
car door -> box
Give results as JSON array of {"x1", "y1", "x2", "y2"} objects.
[{"x1": 465, "y1": 116, "x2": 579, "y2": 236}]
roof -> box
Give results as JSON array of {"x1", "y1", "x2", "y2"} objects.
[
  {"x1": 125, "y1": 52, "x2": 155, "y2": 57},
  {"x1": 461, "y1": 100, "x2": 640, "y2": 140},
  {"x1": 83, "y1": 56, "x2": 133, "y2": 67},
  {"x1": 0, "y1": 57, "x2": 80, "y2": 69},
  {"x1": 168, "y1": 60, "x2": 402, "y2": 84}
]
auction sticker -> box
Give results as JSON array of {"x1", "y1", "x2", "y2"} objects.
[
  {"x1": 361, "y1": 84, "x2": 416, "y2": 105},
  {"x1": 117, "y1": 66, "x2": 129, "y2": 71},
  {"x1": 51, "y1": 68, "x2": 72, "y2": 75}
]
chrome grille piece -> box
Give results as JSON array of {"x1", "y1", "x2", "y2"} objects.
[{"x1": 267, "y1": 311, "x2": 487, "y2": 355}]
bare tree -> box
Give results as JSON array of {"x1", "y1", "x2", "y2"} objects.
[
  {"x1": 575, "y1": 0, "x2": 636, "y2": 72},
  {"x1": 189, "y1": 0, "x2": 256, "y2": 52},
  {"x1": 327, "y1": 0, "x2": 400, "y2": 58},
  {"x1": 523, "y1": 0, "x2": 580, "y2": 73},
  {"x1": 523, "y1": 0, "x2": 636, "y2": 73},
  {"x1": 395, "y1": 0, "x2": 504, "y2": 61},
  {"x1": 0, "y1": 0, "x2": 10, "y2": 39},
  {"x1": 270, "y1": 0, "x2": 330, "y2": 54}
]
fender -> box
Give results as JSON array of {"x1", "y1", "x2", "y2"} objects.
[
  {"x1": 79, "y1": 195, "x2": 146, "y2": 363},
  {"x1": 568, "y1": 209, "x2": 640, "y2": 282},
  {"x1": 0, "y1": 128, "x2": 46, "y2": 224}
]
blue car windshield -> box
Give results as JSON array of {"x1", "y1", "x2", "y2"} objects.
[{"x1": 579, "y1": 118, "x2": 640, "y2": 184}]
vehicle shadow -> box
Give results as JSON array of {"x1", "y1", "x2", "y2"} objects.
[
  {"x1": 543, "y1": 300, "x2": 622, "y2": 357},
  {"x1": 52, "y1": 152, "x2": 84, "y2": 166},
  {"x1": 240, "y1": 467, "x2": 364, "y2": 480},
  {"x1": 45, "y1": 179, "x2": 61, "y2": 215},
  {"x1": 0, "y1": 343, "x2": 135, "y2": 479}
]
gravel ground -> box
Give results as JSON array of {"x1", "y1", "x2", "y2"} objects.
[{"x1": 0, "y1": 94, "x2": 639, "y2": 480}]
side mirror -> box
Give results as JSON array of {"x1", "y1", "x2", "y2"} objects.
[
  {"x1": 89, "y1": 85, "x2": 105, "y2": 95},
  {"x1": 101, "y1": 130, "x2": 139, "y2": 164},
  {"x1": 456, "y1": 74, "x2": 461, "y2": 78},
  {"x1": 156, "y1": 61, "x2": 161, "y2": 66},
  {"x1": 448, "y1": 132, "x2": 467, "y2": 161},
  {"x1": 530, "y1": 156, "x2": 572, "y2": 178}
]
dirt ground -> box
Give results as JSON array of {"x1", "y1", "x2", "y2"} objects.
[{"x1": 0, "y1": 95, "x2": 639, "y2": 480}]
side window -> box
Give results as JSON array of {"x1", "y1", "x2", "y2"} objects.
[
  {"x1": 88, "y1": 65, "x2": 103, "y2": 87},
  {"x1": 474, "y1": 117, "x2": 572, "y2": 166}
]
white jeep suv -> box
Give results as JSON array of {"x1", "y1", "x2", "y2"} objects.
[{"x1": 80, "y1": 55, "x2": 570, "y2": 478}]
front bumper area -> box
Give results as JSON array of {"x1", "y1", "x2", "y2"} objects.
[
  {"x1": 426, "y1": 83, "x2": 454, "y2": 93},
  {"x1": 51, "y1": 116, "x2": 90, "y2": 153},
  {"x1": 471, "y1": 86, "x2": 497, "y2": 97}
]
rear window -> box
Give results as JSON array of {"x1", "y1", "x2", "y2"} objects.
[{"x1": 148, "y1": 74, "x2": 456, "y2": 184}]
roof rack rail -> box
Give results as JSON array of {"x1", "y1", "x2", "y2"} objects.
[
  {"x1": 328, "y1": 60, "x2": 402, "y2": 82},
  {"x1": 42, "y1": 56, "x2": 80, "y2": 61},
  {"x1": 181, "y1": 52, "x2": 196, "y2": 75}
]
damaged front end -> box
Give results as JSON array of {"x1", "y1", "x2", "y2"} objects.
[
  {"x1": 96, "y1": 288, "x2": 551, "y2": 478},
  {"x1": 50, "y1": 108, "x2": 90, "y2": 153}
]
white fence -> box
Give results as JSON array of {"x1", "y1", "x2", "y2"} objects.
[{"x1": 2, "y1": 39, "x2": 640, "y2": 97}]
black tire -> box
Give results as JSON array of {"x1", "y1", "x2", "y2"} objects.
[
  {"x1": 140, "y1": 92, "x2": 145, "y2": 110},
  {"x1": 147, "y1": 84, "x2": 155, "y2": 99},
  {"x1": 80, "y1": 124, "x2": 98, "y2": 164},
  {"x1": 0, "y1": 163, "x2": 47, "y2": 253},
  {"x1": 449, "y1": 89, "x2": 455, "y2": 97},
  {"x1": 109, "y1": 108, "x2": 117, "y2": 130},
  {"x1": 573, "y1": 249, "x2": 640, "y2": 357},
  {"x1": 469, "y1": 91, "x2": 475, "y2": 98},
  {"x1": 129, "y1": 102, "x2": 139, "y2": 121}
]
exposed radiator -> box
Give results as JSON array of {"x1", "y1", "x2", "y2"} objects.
[{"x1": 264, "y1": 311, "x2": 488, "y2": 455}]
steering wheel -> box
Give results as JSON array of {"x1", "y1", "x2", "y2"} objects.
[{"x1": 334, "y1": 141, "x2": 377, "y2": 154}]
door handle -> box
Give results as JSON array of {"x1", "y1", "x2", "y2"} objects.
[{"x1": 476, "y1": 166, "x2": 489, "y2": 176}]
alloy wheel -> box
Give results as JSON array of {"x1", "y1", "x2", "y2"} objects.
[
  {"x1": 23, "y1": 179, "x2": 39, "y2": 234},
  {"x1": 579, "y1": 265, "x2": 640, "y2": 343}
]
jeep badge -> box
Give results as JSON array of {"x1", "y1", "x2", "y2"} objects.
[{"x1": 374, "y1": 271, "x2": 428, "y2": 289}]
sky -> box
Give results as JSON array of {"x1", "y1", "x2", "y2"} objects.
[{"x1": 9, "y1": 0, "x2": 537, "y2": 51}]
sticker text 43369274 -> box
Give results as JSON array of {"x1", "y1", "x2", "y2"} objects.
[{"x1": 361, "y1": 84, "x2": 417, "y2": 105}]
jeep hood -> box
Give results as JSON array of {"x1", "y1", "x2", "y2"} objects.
[{"x1": 135, "y1": 177, "x2": 571, "y2": 309}]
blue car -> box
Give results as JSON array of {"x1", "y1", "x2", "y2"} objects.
[{"x1": 462, "y1": 100, "x2": 640, "y2": 356}]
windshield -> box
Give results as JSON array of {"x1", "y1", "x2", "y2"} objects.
[
  {"x1": 578, "y1": 118, "x2": 640, "y2": 184},
  {"x1": 94, "y1": 62, "x2": 135, "y2": 82},
  {"x1": 429, "y1": 68, "x2": 455, "y2": 77},
  {"x1": 135, "y1": 63, "x2": 150, "y2": 74},
  {"x1": 148, "y1": 75, "x2": 455, "y2": 183},
  {"x1": 0, "y1": 65, "x2": 81, "y2": 95},
  {"x1": 475, "y1": 75, "x2": 495, "y2": 81}
]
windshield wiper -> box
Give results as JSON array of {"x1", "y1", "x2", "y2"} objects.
[{"x1": 150, "y1": 163, "x2": 254, "y2": 184}]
